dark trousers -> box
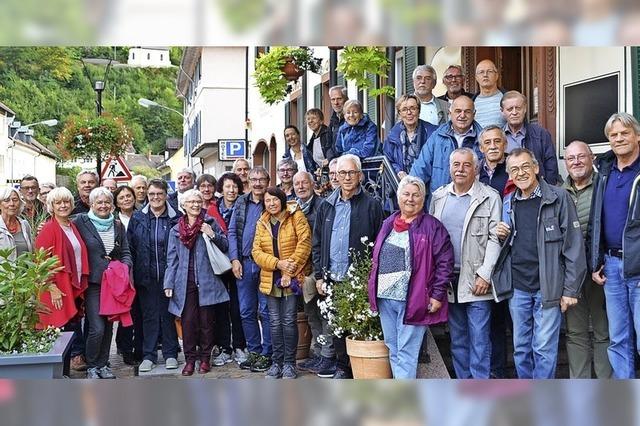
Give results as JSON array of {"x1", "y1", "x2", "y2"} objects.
[
  {"x1": 182, "y1": 279, "x2": 216, "y2": 363},
  {"x1": 85, "y1": 284, "x2": 113, "y2": 369},
  {"x1": 490, "y1": 299, "x2": 511, "y2": 378},
  {"x1": 115, "y1": 294, "x2": 143, "y2": 356},
  {"x1": 213, "y1": 272, "x2": 246, "y2": 353},
  {"x1": 266, "y1": 294, "x2": 298, "y2": 365},
  {"x1": 138, "y1": 284, "x2": 179, "y2": 363},
  {"x1": 334, "y1": 336, "x2": 351, "y2": 371},
  {"x1": 64, "y1": 318, "x2": 85, "y2": 358}
]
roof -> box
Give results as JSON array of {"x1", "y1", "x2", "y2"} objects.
[
  {"x1": 124, "y1": 153, "x2": 164, "y2": 170},
  {"x1": 176, "y1": 47, "x2": 202, "y2": 97},
  {"x1": 14, "y1": 137, "x2": 57, "y2": 160},
  {"x1": 166, "y1": 137, "x2": 183, "y2": 150},
  {"x1": 0, "y1": 100, "x2": 15, "y2": 116}
]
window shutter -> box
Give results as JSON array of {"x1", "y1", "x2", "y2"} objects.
[
  {"x1": 633, "y1": 47, "x2": 640, "y2": 123},
  {"x1": 314, "y1": 84, "x2": 322, "y2": 109},
  {"x1": 337, "y1": 71, "x2": 345, "y2": 89},
  {"x1": 284, "y1": 102, "x2": 291, "y2": 126},
  {"x1": 366, "y1": 73, "x2": 378, "y2": 126},
  {"x1": 404, "y1": 46, "x2": 418, "y2": 95}
]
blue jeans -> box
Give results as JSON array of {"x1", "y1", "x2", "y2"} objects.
[
  {"x1": 509, "y1": 289, "x2": 561, "y2": 379},
  {"x1": 237, "y1": 257, "x2": 271, "y2": 356},
  {"x1": 448, "y1": 300, "x2": 492, "y2": 378},
  {"x1": 602, "y1": 254, "x2": 640, "y2": 379},
  {"x1": 378, "y1": 298, "x2": 427, "y2": 378},
  {"x1": 266, "y1": 294, "x2": 298, "y2": 365}
]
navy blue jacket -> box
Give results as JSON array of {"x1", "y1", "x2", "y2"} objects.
[
  {"x1": 335, "y1": 114, "x2": 379, "y2": 159},
  {"x1": 520, "y1": 122, "x2": 559, "y2": 185},
  {"x1": 383, "y1": 119, "x2": 438, "y2": 175}
]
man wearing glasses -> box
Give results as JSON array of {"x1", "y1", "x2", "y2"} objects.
[
  {"x1": 473, "y1": 59, "x2": 507, "y2": 128},
  {"x1": 492, "y1": 148, "x2": 585, "y2": 379},
  {"x1": 228, "y1": 166, "x2": 273, "y2": 373},
  {"x1": 276, "y1": 158, "x2": 298, "y2": 201},
  {"x1": 438, "y1": 65, "x2": 473, "y2": 104},
  {"x1": 19, "y1": 175, "x2": 48, "y2": 227},
  {"x1": 313, "y1": 154, "x2": 383, "y2": 378},
  {"x1": 412, "y1": 65, "x2": 449, "y2": 126}
]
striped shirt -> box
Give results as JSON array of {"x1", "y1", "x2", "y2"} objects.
[{"x1": 97, "y1": 227, "x2": 115, "y2": 254}]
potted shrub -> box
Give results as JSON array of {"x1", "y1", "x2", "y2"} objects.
[
  {"x1": 318, "y1": 237, "x2": 392, "y2": 379},
  {"x1": 0, "y1": 248, "x2": 74, "y2": 378},
  {"x1": 253, "y1": 47, "x2": 321, "y2": 105},
  {"x1": 337, "y1": 46, "x2": 395, "y2": 97}
]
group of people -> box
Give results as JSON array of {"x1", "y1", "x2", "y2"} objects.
[{"x1": 2, "y1": 59, "x2": 640, "y2": 381}]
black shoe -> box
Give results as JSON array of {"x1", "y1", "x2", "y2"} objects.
[
  {"x1": 250, "y1": 355, "x2": 272, "y2": 372},
  {"x1": 239, "y1": 352, "x2": 260, "y2": 370},
  {"x1": 298, "y1": 355, "x2": 321, "y2": 372},
  {"x1": 331, "y1": 368, "x2": 352, "y2": 379},
  {"x1": 122, "y1": 352, "x2": 137, "y2": 366},
  {"x1": 316, "y1": 357, "x2": 337, "y2": 378}
]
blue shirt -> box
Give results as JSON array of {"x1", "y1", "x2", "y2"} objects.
[
  {"x1": 242, "y1": 199, "x2": 264, "y2": 258},
  {"x1": 602, "y1": 156, "x2": 640, "y2": 250},
  {"x1": 329, "y1": 193, "x2": 352, "y2": 281},
  {"x1": 504, "y1": 123, "x2": 526, "y2": 153}
]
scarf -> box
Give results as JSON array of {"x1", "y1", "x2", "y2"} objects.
[
  {"x1": 178, "y1": 213, "x2": 204, "y2": 249},
  {"x1": 393, "y1": 215, "x2": 411, "y2": 232},
  {"x1": 88, "y1": 210, "x2": 115, "y2": 232},
  {"x1": 297, "y1": 196, "x2": 314, "y2": 215}
]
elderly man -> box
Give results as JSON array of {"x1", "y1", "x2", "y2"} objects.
[
  {"x1": 19, "y1": 175, "x2": 47, "y2": 226},
  {"x1": 438, "y1": 65, "x2": 474, "y2": 103},
  {"x1": 473, "y1": 59, "x2": 506, "y2": 128},
  {"x1": 38, "y1": 182, "x2": 56, "y2": 205},
  {"x1": 493, "y1": 148, "x2": 586, "y2": 379},
  {"x1": 101, "y1": 178, "x2": 117, "y2": 193},
  {"x1": 410, "y1": 95, "x2": 483, "y2": 201},
  {"x1": 589, "y1": 112, "x2": 640, "y2": 379},
  {"x1": 168, "y1": 168, "x2": 196, "y2": 211},
  {"x1": 412, "y1": 65, "x2": 449, "y2": 126},
  {"x1": 233, "y1": 158, "x2": 251, "y2": 193},
  {"x1": 228, "y1": 166, "x2": 272, "y2": 373},
  {"x1": 276, "y1": 158, "x2": 298, "y2": 200},
  {"x1": 563, "y1": 141, "x2": 611, "y2": 379},
  {"x1": 72, "y1": 170, "x2": 99, "y2": 215},
  {"x1": 500, "y1": 91, "x2": 559, "y2": 185},
  {"x1": 313, "y1": 154, "x2": 383, "y2": 378},
  {"x1": 329, "y1": 85, "x2": 348, "y2": 146},
  {"x1": 430, "y1": 148, "x2": 501, "y2": 378},
  {"x1": 130, "y1": 175, "x2": 148, "y2": 209},
  {"x1": 328, "y1": 158, "x2": 340, "y2": 191}
]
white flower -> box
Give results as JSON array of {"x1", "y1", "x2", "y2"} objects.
[{"x1": 360, "y1": 236, "x2": 369, "y2": 243}]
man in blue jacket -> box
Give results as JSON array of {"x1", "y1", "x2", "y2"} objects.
[{"x1": 410, "y1": 95, "x2": 483, "y2": 202}]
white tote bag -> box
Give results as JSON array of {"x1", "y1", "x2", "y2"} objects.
[{"x1": 202, "y1": 233, "x2": 232, "y2": 275}]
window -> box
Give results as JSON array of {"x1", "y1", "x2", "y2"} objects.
[
  {"x1": 147, "y1": 53, "x2": 151, "y2": 60},
  {"x1": 132, "y1": 52, "x2": 135, "y2": 60},
  {"x1": 160, "y1": 54, "x2": 164, "y2": 61}
]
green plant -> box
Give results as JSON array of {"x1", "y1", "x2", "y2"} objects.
[
  {"x1": 253, "y1": 47, "x2": 321, "y2": 105},
  {"x1": 337, "y1": 47, "x2": 395, "y2": 97},
  {"x1": 132, "y1": 165, "x2": 162, "y2": 179},
  {"x1": 317, "y1": 237, "x2": 383, "y2": 341},
  {"x1": 0, "y1": 248, "x2": 63, "y2": 354},
  {"x1": 56, "y1": 113, "x2": 134, "y2": 161}
]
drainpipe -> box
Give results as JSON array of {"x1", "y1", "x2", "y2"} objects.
[
  {"x1": 245, "y1": 47, "x2": 249, "y2": 159},
  {"x1": 384, "y1": 47, "x2": 396, "y2": 139}
]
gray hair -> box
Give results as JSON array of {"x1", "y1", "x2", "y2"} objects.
[
  {"x1": 249, "y1": 165, "x2": 270, "y2": 181},
  {"x1": 328, "y1": 158, "x2": 339, "y2": 169},
  {"x1": 293, "y1": 171, "x2": 314, "y2": 183},
  {"x1": 177, "y1": 168, "x2": 197, "y2": 181},
  {"x1": 449, "y1": 147, "x2": 480, "y2": 172},
  {"x1": 444, "y1": 65, "x2": 463, "y2": 76},
  {"x1": 40, "y1": 182, "x2": 56, "y2": 191},
  {"x1": 233, "y1": 158, "x2": 250, "y2": 170},
  {"x1": 343, "y1": 99, "x2": 363, "y2": 114},
  {"x1": 0, "y1": 187, "x2": 25, "y2": 215},
  {"x1": 500, "y1": 90, "x2": 527, "y2": 109},
  {"x1": 76, "y1": 170, "x2": 99, "y2": 184},
  {"x1": 130, "y1": 175, "x2": 148, "y2": 186},
  {"x1": 604, "y1": 112, "x2": 640, "y2": 139},
  {"x1": 277, "y1": 158, "x2": 298, "y2": 172},
  {"x1": 336, "y1": 154, "x2": 362, "y2": 172},
  {"x1": 179, "y1": 188, "x2": 203, "y2": 209},
  {"x1": 412, "y1": 64, "x2": 437, "y2": 81},
  {"x1": 565, "y1": 140, "x2": 593, "y2": 154},
  {"x1": 397, "y1": 175, "x2": 427, "y2": 203},
  {"x1": 479, "y1": 125, "x2": 507, "y2": 142},
  {"x1": 89, "y1": 186, "x2": 114, "y2": 205},
  {"x1": 507, "y1": 147, "x2": 539, "y2": 167},
  {"x1": 329, "y1": 85, "x2": 348, "y2": 99},
  {"x1": 46, "y1": 187, "x2": 74, "y2": 215}
]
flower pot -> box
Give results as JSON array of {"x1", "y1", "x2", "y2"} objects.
[
  {"x1": 296, "y1": 311, "x2": 312, "y2": 360},
  {"x1": 0, "y1": 331, "x2": 74, "y2": 379},
  {"x1": 282, "y1": 57, "x2": 304, "y2": 81},
  {"x1": 346, "y1": 336, "x2": 392, "y2": 379}
]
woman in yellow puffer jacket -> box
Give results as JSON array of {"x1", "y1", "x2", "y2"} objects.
[{"x1": 252, "y1": 187, "x2": 312, "y2": 379}]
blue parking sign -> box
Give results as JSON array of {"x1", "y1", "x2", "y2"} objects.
[{"x1": 219, "y1": 139, "x2": 246, "y2": 161}]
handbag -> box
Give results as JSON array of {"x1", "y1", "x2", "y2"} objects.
[{"x1": 202, "y1": 233, "x2": 232, "y2": 275}]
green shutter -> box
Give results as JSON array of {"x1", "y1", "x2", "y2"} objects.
[
  {"x1": 404, "y1": 46, "x2": 418, "y2": 95},
  {"x1": 633, "y1": 47, "x2": 640, "y2": 123},
  {"x1": 314, "y1": 83, "x2": 322, "y2": 109},
  {"x1": 284, "y1": 102, "x2": 291, "y2": 125},
  {"x1": 337, "y1": 71, "x2": 345, "y2": 88},
  {"x1": 367, "y1": 73, "x2": 378, "y2": 126}
]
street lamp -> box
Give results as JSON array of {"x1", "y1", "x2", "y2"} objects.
[
  {"x1": 138, "y1": 98, "x2": 184, "y2": 118},
  {"x1": 9, "y1": 119, "x2": 59, "y2": 183}
]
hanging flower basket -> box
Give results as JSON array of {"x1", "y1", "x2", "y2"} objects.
[{"x1": 282, "y1": 57, "x2": 305, "y2": 81}]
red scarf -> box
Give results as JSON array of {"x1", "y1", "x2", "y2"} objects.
[
  {"x1": 393, "y1": 215, "x2": 411, "y2": 232},
  {"x1": 178, "y1": 213, "x2": 204, "y2": 249}
]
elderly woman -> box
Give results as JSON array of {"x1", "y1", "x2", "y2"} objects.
[
  {"x1": 306, "y1": 108, "x2": 336, "y2": 168},
  {"x1": 0, "y1": 187, "x2": 33, "y2": 260},
  {"x1": 163, "y1": 189, "x2": 230, "y2": 376},
  {"x1": 283, "y1": 125, "x2": 316, "y2": 174},
  {"x1": 113, "y1": 185, "x2": 136, "y2": 230},
  {"x1": 252, "y1": 187, "x2": 312, "y2": 379},
  {"x1": 335, "y1": 99, "x2": 379, "y2": 159},
  {"x1": 384, "y1": 94, "x2": 439, "y2": 180},
  {"x1": 197, "y1": 174, "x2": 225, "y2": 231},
  {"x1": 368, "y1": 176, "x2": 454, "y2": 378},
  {"x1": 74, "y1": 187, "x2": 132, "y2": 379}
]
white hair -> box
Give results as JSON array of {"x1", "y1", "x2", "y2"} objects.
[
  {"x1": 179, "y1": 188, "x2": 203, "y2": 209},
  {"x1": 130, "y1": 175, "x2": 148, "y2": 186},
  {"x1": 88, "y1": 187, "x2": 114, "y2": 205},
  {"x1": 449, "y1": 148, "x2": 480, "y2": 172},
  {"x1": 0, "y1": 187, "x2": 25, "y2": 215},
  {"x1": 397, "y1": 175, "x2": 426, "y2": 204},
  {"x1": 336, "y1": 154, "x2": 362, "y2": 172},
  {"x1": 46, "y1": 187, "x2": 74, "y2": 215}
]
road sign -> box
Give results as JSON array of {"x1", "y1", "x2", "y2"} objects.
[
  {"x1": 218, "y1": 139, "x2": 246, "y2": 161},
  {"x1": 100, "y1": 156, "x2": 133, "y2": 182}
]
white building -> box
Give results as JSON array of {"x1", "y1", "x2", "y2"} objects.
[{"x1": 128, "y1": 47, "x2": 172, "y2": 68}]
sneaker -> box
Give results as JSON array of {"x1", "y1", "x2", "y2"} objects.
[
  {"x1": 234, "y1": 348, "x2": 249, "y2": 364},
  {"x1": 71, "y1": 355, "x2": 88, "y2": 372},
  {"x1": 98, "y1": 365, "x2": 116, "y2": 379},
  {"x1": 165, "y1": 357, "x2": 179, "y2": 370},
  {"x1": 138, "y1": 359, "x2": 155, "y2": 372},
  {"x1": 264, "y1": 363, "x2": 282, "y2": 379},
  {"x1": 316, "y1": 357, "x2": 337, "y2": 378},
  {"x1": 213, "y1": 351, "x2": 233, "y2": 366},
  {"x1": 250, "y1": 355, "x2": 272, "y2": 372},
  {"x1": 331, "y1": 368, "x2": 352, "y2": 379},
  {"x1": 86, "y1": 367, "x2": 101, "y2": 379},
  {"x1": 298, "y1": 355, "x2": 321, "y2": 371},
  {"x1": 239, "y1": 352, "x2": 260, "y2": 370},
  {"x1": 211, "y1": 345, "x2": 221, "y2": 358},
  {"x1": 281, "y1": 364, "x2": 297, "y2": 379}
]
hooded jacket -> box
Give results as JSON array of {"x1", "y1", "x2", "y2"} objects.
[{"x1": 335, "y1": 113, "x2": 379, "y2": 159}]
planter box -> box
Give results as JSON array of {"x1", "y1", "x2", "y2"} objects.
[{"x1": 0, "y1": 332, "x2": 74, "y2": 379}]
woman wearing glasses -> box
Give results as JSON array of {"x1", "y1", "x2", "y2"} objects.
[{"x1": 335, "y1": 99, "x2": 379, "y2": 159}]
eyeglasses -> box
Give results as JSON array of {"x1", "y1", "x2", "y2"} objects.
[
  {"x1": 249, "y1": 177, "x2": 269, "y2": 184},
  {"x1": 184, "y1": 200, "x2": 203, "y2": 205},
  {"x1": 399, "y1": 106, "x2": 419, "y2": 114},
  {"x1": 93, "y1": 200, "x2": 112, "y2": 206},
  {"x1": 278, "y1": 168, "x2": 295, "y2": 174},
  {"x1": 329, "y1": 172, "x2": 337, "y2": 178},
  {"x1": 20, "y1": 186, "x2": 38, "y2": 192},
  {"x1": 444, "y1": 74, "x2": 464, "y2": 80},
  {"x1": 148, "y1": 192, "x2": 166, "y2": 198},
  {"x1": 337, "y1": 170, "x2": 360, "y2": 178},
  {"x1": 476, "y1": 69, "x2": 497, "y2": 76},
  {"x1": 565, "y1": 154, "x2": 589, "y2": 164},
  {"x1": 508, "y1": 163, "x2": 534, "y2": 176}
]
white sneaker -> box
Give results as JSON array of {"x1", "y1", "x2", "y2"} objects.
[
  {"x1": 165, "y1": 357, "x2": 179, "y2": 369},
  {"x1": 213, "y1": 352, "x2": 233, "y2": 366},
  {"x1": 211, "y1": 345, "x2": 221, "y2": 358},
  {"x1": 139, "y1": 359, "x2": 155, "y2": 372},
  {"x1": 234, "y1": 348, "x2": 248, "y2": 364}
]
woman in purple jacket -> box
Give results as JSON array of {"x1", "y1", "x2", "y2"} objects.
[{"x1": 368, "y1": 175, "x2": 454, "y2": 378}]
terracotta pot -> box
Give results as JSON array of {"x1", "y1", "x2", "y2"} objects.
[
  {"x1": 346, "y1": 336, "x2": 392, "y2": 379},
  {"x1": 296, "y1": 311, "x2": 312, "y2": 360},
  {"x1": 282, "y1": 57, "x2": 304, "y2": 81}
]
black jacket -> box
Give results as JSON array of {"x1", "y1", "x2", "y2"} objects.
[
  {"x1": 312, "y1": 188, "x2": 383, "y2": 280},
  {"x1": 308, "y1": 124, "x2": 337, "y2": 163},
  {"x1": 588, "y1": 150, "x2": 640, "y2": 279},
  {"x1": 329, "y1": 111, "x2": 345, "y2": 150}
]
